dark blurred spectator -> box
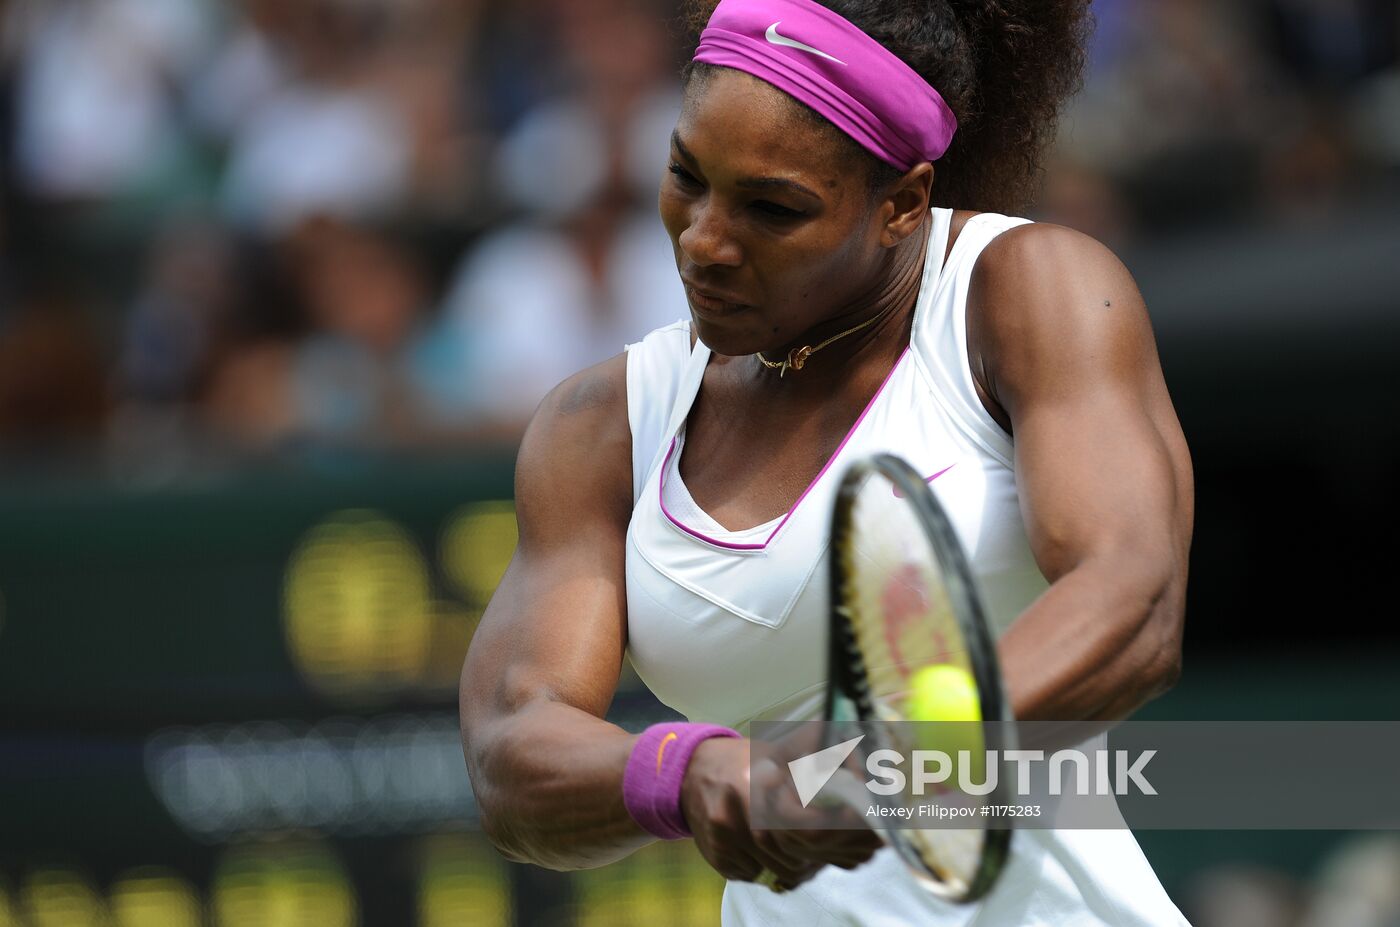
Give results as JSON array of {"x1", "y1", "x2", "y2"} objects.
[
  {"x1": 1185, "y1": 865, "x2": 1304, "y2": 927},
  {"x1": 284, "y1": 216, "x2": 431, "y2": 439},
  {"x1": 369, "y1": 0, "x2": 491, "y2": 218},
  {"x1": 1262, "y1": 0, "x2": 1398, "y2": 91},
  {"x1": 1301, "y1": 835, "x2": 1400, "y2": 927},
  {"x1": 1055, "y1": 0, "x2": 1287, "y2": 233},
  {"x1": 195, "y1": 216, "x2": 471, "y2": 446},
  {"x1": 1347, "y1": 68, "x2": 1400, "y2": 169},
  {"x1": 199, "y1": 336, "x2": 297, "y2": 447},
  {"x1": 120, "y1": 216, "x2": 239, "y2": 403},
  {"x1": 1258, "y1": 106, "x2": 1356, "y2": 222},
  {"x1": 1033, "y1": 154, "x2": 1137, "y2": 250},
  {"x1": 0, "y1": 289, "x2": 109, "y2": 446}
]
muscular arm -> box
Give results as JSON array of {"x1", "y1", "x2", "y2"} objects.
[
  {"x1": 969, "y1": 224, "x2": 1194, "y2": 723},
  {"x1": 459, "y1": 354, "x2": 651, "y2": 870}
]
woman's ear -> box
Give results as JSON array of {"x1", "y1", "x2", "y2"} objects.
[{"x1": 880, "y1": 162, "x2": 934, "y2": 248}]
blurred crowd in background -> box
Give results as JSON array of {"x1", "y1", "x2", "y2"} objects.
[
  {"x1": 0, "y1": 0, "x2": 688, "y2": 464},
  {"x1": 1185, "y1": 835, "x2": 1400, "y2": 927},
  {"x1": 0, "y1": 0, "x2": 1395, "y2": 465}
]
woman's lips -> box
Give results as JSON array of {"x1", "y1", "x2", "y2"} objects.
[{"x1": 685, "y1": 284, "x2": 749, "y2": 317}]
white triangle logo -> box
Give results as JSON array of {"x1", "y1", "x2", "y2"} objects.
[{"x1": 787, "y1": 735, "x2": 865, "y2": 807}]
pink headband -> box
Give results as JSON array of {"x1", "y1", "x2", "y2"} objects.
[{"x1": 693, "y1": 0, "x2": 957, "y2": 170}]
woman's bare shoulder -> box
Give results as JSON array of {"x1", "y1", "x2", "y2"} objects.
[
  {"x1": 515, "y1": 353, "x2": 634, "y2": 540},
  {"x1": 966, "y1": 220, "x2": 1157, "y2": 422}
]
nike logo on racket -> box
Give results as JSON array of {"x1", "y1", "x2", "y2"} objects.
[
  {"x1": 765, "y1": 22, "x2": 846, "y2": 65},
  {"x1": 893, "y1": 464, "x2": 955, "y2": 498}
]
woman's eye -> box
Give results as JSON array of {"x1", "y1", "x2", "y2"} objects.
[
  {"x1": 668, "y1": 163, "x2": 701, "y2": 188},
  {"x1": 752, "y1": 200, "x2": 804, "y2": 219}
]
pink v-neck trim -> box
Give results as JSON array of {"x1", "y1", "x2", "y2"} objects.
[{"x1": 658, "y1": 345, "x2": 911, "y2": 551}]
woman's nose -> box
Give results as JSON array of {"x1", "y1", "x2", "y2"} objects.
[{"x1": 678, "y1": 204, "x2": 742, "y2": 268}]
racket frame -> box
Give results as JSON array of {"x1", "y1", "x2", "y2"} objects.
[{"x1": 823, "y1": 453, "x2": 1015, "y2": 903}]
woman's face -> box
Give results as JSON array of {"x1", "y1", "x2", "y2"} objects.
[{"x1": 659, "y1": 68, "x2": 894, "y2": 356}]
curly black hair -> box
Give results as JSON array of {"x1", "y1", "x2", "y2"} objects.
[{"x1": 681, "y1": 0, "x2": 1093, "y2": 214}]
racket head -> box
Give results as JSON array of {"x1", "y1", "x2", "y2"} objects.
[{"x1": 823, "y1": 453, "x2": 1013, "y2": 903}]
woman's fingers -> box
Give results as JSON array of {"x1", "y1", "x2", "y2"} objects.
[
  {"x1": 749, "y1": 828, "x2": 819, "y2": 884},
  {"x1": 768, "y1": 824, "x2": 884, "y2": 869}
]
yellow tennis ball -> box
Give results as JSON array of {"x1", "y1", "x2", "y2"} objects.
[
  {"x1": 906, "y1": 664, "x2": 981, "y2": 723},
  {"x1": 906, "y1": 665, "x2": 985, "y2": 789}
]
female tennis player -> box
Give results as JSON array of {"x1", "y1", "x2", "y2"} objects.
[{"x1": 461, "y1": 0, "x2": 1194, "y2": 922}]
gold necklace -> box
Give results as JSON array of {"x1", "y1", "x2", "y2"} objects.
[{"x1": 754, "y1": 309, "x2": 888, "y2": 377}]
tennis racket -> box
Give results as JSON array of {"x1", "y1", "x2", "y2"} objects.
[{"x1": 822, "y1": 452, "x2": 1014, "y2": 903}]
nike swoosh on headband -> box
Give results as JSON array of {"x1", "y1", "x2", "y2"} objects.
[{"x1": 765, "y1": 21, "x2": 846, "y2": 65}]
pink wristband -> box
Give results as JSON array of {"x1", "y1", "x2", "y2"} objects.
[{"x1": 622, "y1": 722, "x2": 742, "y2": 839}]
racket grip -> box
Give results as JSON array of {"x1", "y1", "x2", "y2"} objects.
[{"x1": 623, "y1": 722, "x2": 741, "y2": 839}]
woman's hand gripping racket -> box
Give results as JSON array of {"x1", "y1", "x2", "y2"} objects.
[{"x1": 819, "y1": 453, "x2": 1015, "y2": 903}]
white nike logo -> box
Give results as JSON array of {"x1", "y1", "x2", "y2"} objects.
[{"x1": 765, "y1": 22, "x2": 846, "y2": 65}]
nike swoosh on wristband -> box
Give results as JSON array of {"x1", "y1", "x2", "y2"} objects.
[
  {"x1": 765, "y1": 22, "x2": 846, "y2": 65},
  {"x1": 655, "y1": 731, "x2": 679, "y2": 774}
]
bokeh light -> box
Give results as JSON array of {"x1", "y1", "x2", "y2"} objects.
[
  {"x1": 20, "y1": 869, "x2": 108, "y2": 927},
  {"x1": 109, "y1": 867, "x2": 202, "y2": 927},
  {"x1": 575, "y1": 841, "x2": 723, "y2": 927},
  {"x1": 284, "y1": 510, "x2": 434, "y2": 701},
  {"x1": 440, "y1": 501, "x2": 517, "y2": 610},
  {"x1": 212, "y1": 838, "x2": 358, "y2": 927},
  {"x1": 421, "y1": 598, "x2": 478, "y2": 693},
  {"x1": 417, "y1": 834, "x2": 511, "y2": 927},
  {"x1": 0, "y1": 880, "x2": 15, "y2": 927}
]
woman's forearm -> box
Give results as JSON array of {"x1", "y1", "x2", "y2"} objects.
[{"x1": 467, "y1": 699, "x2": 652, "y2": 870}]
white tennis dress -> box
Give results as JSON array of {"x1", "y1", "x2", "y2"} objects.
[{"x1": 623, "y1": 207, "x2": 1189, "y2": 926}]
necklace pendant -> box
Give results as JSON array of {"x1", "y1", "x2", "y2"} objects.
[{"x1": 788, "y1": 345, "x2": 814, "y2": 371}]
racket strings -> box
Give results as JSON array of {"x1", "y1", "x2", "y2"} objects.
[{"x1": 845, "y1": 481, "x2": 972, "y2": 695}]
